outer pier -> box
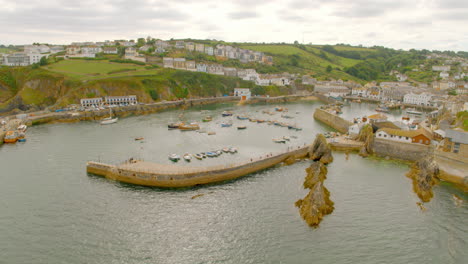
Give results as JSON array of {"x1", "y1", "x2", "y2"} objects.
[{"x1": 87, "y1": 145, "x2": 310, "y2": 188}]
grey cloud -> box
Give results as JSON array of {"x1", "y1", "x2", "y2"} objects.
[
  {"x1": 228, "y1": 11, "x2": 259, "y2": 19},
  {"x1": 434, "y1": 0, "x2": 468, "y2": 9}
]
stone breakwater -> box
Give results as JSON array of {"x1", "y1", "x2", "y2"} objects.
[
  {"x1": 87, "y1": 146, "x2": 310, "y2": 188},
  {"x1": 313, "y1": 108, "x2": 353, "y2": 134},
  {"x1": 4, "y1": 95, "x2": 314, "y2": 127}
]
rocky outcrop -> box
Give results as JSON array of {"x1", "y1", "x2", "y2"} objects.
[
  {"x1": 308, "y1": 134, "x2": 333, "y2": 164},
  {"x1": 297, "y1": 134, "x2": 335, "y2": 228},
  {"x1": 356, "y1": 124, "x2": 374, "y2": 157},
  {"x1": 406, "y1": 153, "x2": 440, "y2": 203}
]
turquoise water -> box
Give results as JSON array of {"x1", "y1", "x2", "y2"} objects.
[{"x1": 0, "y1": 101, "x2": 466, "y2": 263}]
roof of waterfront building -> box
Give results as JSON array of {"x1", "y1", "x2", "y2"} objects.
[{"x1": 377, "y1": 128, "x2": 432, "y2": 139}]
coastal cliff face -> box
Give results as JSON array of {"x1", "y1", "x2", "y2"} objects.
[
  {"x1": 297, "y1": 134, "x2": 335, "y2": 227},
  {"x1": 406, "y1": 154, "x2": 440, "y2": 203}
]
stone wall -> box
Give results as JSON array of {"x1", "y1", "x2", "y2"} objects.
[
  {"x1": 313, "y1": 108, "x2": 353, "y2": 133},
  {"x1": 86, "y1": 146, "x2": 310, "y2": 188},
  {"x1": 371, "y1": 138, "x2": 429, "y2": 161}
]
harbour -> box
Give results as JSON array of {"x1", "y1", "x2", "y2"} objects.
[{"x1": 0, "y1": 100, "x2": 466, "y2": 263}]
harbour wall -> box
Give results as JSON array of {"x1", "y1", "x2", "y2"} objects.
[
  {"x1": 18, "y1": 94, "x2": 314, "y2": 126},
  {"x1": 313, "y1": 108, "x2": 353, "y2": 134},
  {"x1": 87, "y1": 146, "x2": 310, "y2": 188},
  {"x1": 371, "y1": 138, "x2": 429, "y2": 161}
]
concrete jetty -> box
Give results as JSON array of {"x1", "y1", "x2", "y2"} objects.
[{"x1": 87, "y1": 145, "x2": 311, "y2": 188}]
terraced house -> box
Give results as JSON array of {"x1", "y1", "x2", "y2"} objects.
[{"x1": 376, "y1": 128, "x2": 432, "y2": 145}]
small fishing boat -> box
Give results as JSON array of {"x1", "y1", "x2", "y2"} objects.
[
  {"x1": 249, "y1": 118, "x2": 257, "y2": 122},
  {"x1": 237, "y1": 115, "x2": 249, "y2": 120},
  {"x1": 375, "y1": 106, "x2": 389, "y2": 113},
  {"x1": 194, "y1": 153, "x2": 203, "y2": 160},
  {"x1": 215, "y1": 150, "x2": 222, "y2": 156},
  {"x1": 221, "y1": 122, "x2": 232, "y2": 127},
  {"x1": 273, "y1": 138, "x2": 286, "y2": 143},
  {"x1": 281, "y1": 115, "x2": 294, "y2": 119},
  {"x1": 222, "y1": 147, "x2": 230, "y2": 153},
  {"x1": 207, "y1": 131, "x2": 216, "y2": 135},
  {"x1": 3, "y1": 131, "x2": 19, "y2": 143},
  {"x1": 283, "y1": 136, "x2": 291, "y2": 141},
  {"x1": 183, "y1": 153, "x2": 192, "y2": 162},
  {"x1": 17, "y1": 124, "x2": 28, "y2": 132},
  {"x1": 179, "y1": 122, "x2": 200, "y2": 131},
  {"x1": 100, "y1": 109, "x2": 118, "y2": 125},
  {"x1": 134, "y1": 137, "x2": 144, "y2": 141},
  {"x1": 18, "y1": 138, "x2": 27, "y2": 142},
  {"x1": 275, "y1": 107, "x2": 284, "y2": 112},
  {"x1": 237, "y1": 125, "x2": 247, "y2": 130},
  {"x1": 202, "y1": 116, "x2": 213, "y2": 122},
  {"x1": 17, "y1": 132, "x2": 26, "y2": 142},
  {"x1": 288, "y1": 124, "x2": 302, "y2": 131},
  {"x1": 402, "y1": 116, "x2": 410, "y2": 121},
  {"x1": 168, "y1": 154, "x2": 180, "y2": 162},
  {"x1": 256, "y1": 119, "x2": 266, "y2": 123},
  {"x1": 406, "y1": 108, "x2": 423, "y2": 115},
  {"x1": 229, "y1": 147, "x2": 238, "y2": 153},
  {"x1": 168, "y1": 122, "x2": 184, "y2": 129},
  {"x1": 222, "y1": 111, "x2": 233, "y2": 117},
  {"x1": 206, "y1": 152, "x2": 217, "y2": 158}
]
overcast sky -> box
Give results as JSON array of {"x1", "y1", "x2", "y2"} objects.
[{"x1": 1, "y1": 0, "x2": 466, "y2": 51}]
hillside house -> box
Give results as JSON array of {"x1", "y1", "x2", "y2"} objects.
[
  {"x1": 139, "y1": 45, "x2": 153, "y2": 52},
  {"x1": 432, "y1": 65, "x2": 451, "y2": 71},
  {"x1": 103, "y1": 47, "x2": 118, "y2": 54},
  {"x1": 50, "y1": 46, "x2": 64, "y2": 54},
  {"x1": 440, "y1": 71, "x2": 450, "y2": 79},
  {"x1": 125, "y1": 47, "x2": 138, "y2": 57},
  {"x1": 24, "y1": 44, "x2": 50, "y2": 54},
  {"x1": 163, "y1": 57, "x2": 174, "y2": 68},
  {"x1": 185, "y1": 42, "x2": 195, "y2": 51},
  {"x1": 441, "y1": 129, "x2": 468, "y2": 156},
  {"x1": 314, "y1": 85, "x2": 350, "y2": 95},
  {"x1": 196, "y1": 63, "x2": 207, "y2": 72},
  {"x1": 81, "y1": 46, "x2": 102, "y2": 57},
  {"x1": 207, "y1": 64, "x2": 224, "y2": 75},
  {"x1": 223, "y1": 67, "x2": 237, "y2": 77},
  {"x1": 195, "y1": 43, "x2": 205, "y2": 53},
  {"x1": 104, "y1": 95, "x2": 137, "y2": 106},
  {"x1": 348, "y1": 123, "x2": 365, "y2": 137},
  {"x1": 175, "y1": 41, "x2": 185, "y2": 49},
  {"x1": 376, "y1": 128, "x2": 432, "y2": 145},
  {"x1": 80, "y1": 98, "x2": 102, "y2": 107},
  {"x1": 204, "y1": 46, "x2": 214, "y2": 56},
  {"x1": 66, "y1": 46, "x2": 81, "y2": 55},
  {"x1": 403, "y1": 92, "x2": 433, "y2": 106},
  {"x1": 238, "y1": 69, "x2": 259, "y2": 82},
  {"x1": 155, "y1": 40, "x2": 170, "y2": 48},
  {"x1": 3, "y1": 53, "x2": 30, "y2": 66},
  {"x1": 186, "y1": 60, "x2": 196, "y2": 71},
  {"x1": 173, "y1": 58, "x2": 186, "y2": 69},
  {"x1": 119, "y1": 41, "x2": 136, "y2": 47}
]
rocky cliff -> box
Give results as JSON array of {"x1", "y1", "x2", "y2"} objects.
[
  {"x1": 297, "y1": 134, "x2": 335, "y2": 227},
  {"x1": 406, "y1": 152, "x2": 440, "y2": 203}
]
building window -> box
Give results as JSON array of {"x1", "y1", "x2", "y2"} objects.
[{"x1": 454, "y1": 143, "x2": 460, "y2": 154}]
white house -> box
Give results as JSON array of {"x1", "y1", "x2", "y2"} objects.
[
  {"x1": 81, "y1": 46, "x2": 102, "y2": 57},
  {"x1": 237, "y1": 69, "x2": 259, "y2": 82},
  {"x1": 440, "y1": 71, "x2": 450, "y2": 79},
  {"x1": 196, "y1": 63, "x2": 207, "y2": 72},
  {"x1": 104, "y1": 95, "x2": 137, "y2": 106},
  {"x1": 432, "y1": 65, "x2": 451, "y2": 71},
  {"x1": 234, "y1": 88, "x2": 251, "y2": 100},
  {"x1": 403, "y1": 92, "x2": 433, "y2": 106},
  {"x1": 204, "y1": 46, "x2": 214, "y2": 56},
  {"x1": 348, "y1": 123, "x2": 365, "y2": 137},
  {"x1": 80, "y1": 98, "x2": 103, "y2": 107}
]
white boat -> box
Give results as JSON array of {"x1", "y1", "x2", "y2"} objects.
[
  {"x1": 283, "y1": 136, "x2": 291, "y2": 141},
  {"x1": 168, "y1": 154, "x2": 180, "y2": 162},
  {"x1": 17, "y1": 124, "x2": 28, "y2": 132},
  {"x1": 100, "y1": 109, "x2": 118, "y2": 125},
  {"x1": 228, "y1": 147, "x2": 238, "y2": 153},
  {"x1": 273, "y1": 138, "x2": 286, "y2": 143},
  {"x1": 183, "y1": 153, "x2": 192, "y2": 162},
  {"x1": 406, "y1": 108, "x2": 423, "y2": 115}
]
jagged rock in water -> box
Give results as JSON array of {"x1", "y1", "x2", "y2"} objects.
[
  {"x1": 309, "y1": 134, "x2": 333, "y2": 164},
  {"x1": 406, "y1": 155, "x2": 440, "y2": 203},
  {"x1": 295, "y1": 181, "x2": 334, "y2": 227},
  {"x1": 356, "y1": 124, "x2": 374, "y2": 157},
  {"x1": 303, "y1": 162, "x2": 327, "y2": 189}
]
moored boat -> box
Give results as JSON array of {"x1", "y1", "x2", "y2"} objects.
[
  {"x1": 179, "y1": 122, "x2": 200, "y2": 131},
  {"x1": 194, "y1": 153, "x2": 203, "y2": 160},
  {"x1": 17, "y1": 124, "x2": 28, "y2": 132},
  {"x1": 168, "y1": 154, "x2": 180, "y2": 162},
  {"x1": 168, "y1": 122, "x2": 184, "y2": 129},
  {"x1": 237, "y1": 125, "x2": 247, "y2": 130},
  {"x1": 406, "y1": 108, "x2": 423, "y2": 115},
  {"x1": 202, "y1": 116, "x2": 213, "y2": 122},
  {"x1": 222, "y1": 111, "x2": 233, "y2": 117},
  {"x1": 272, "y1": 138, "x2": 286, "y2": 143},
  {"x1": 3, "y1": 131, "x2": 19, "y2": 143},
  {"x1": 237, "y1": 115, "x2": 249, "y2": 120},
  {"x1": 183, "y1": 153, "x2": 192, "y2": 162},
  {"x1": 283, "y1": 136, "x2": 291, "y2": 141},
  {"x1": 206, "y1": 151, "x2": 217, "y2": 157},
  {"x1": 229, "y1": 147, "x2": 238, "y2": 153},
  {"x1": 135, "y1": 137, "x2": 144, "y2": 141},
  {"x1": 375, "y1": 106, "x2": 389, "y2": 113},
  {"x1": 221, "y1": 122, "x2": 232, "y2": 127},
  {"x1": 100, "y1": 109, "x2": 118, "y2": 125}
]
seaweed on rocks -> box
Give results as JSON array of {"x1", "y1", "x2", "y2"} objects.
[
  {"x1": 308, "y1": 134, "x2": 333, "y2": 164},
  {"x1": 356, "y1": 124, "x2": 374, "y2": 157},
  {"x1": 297, "y1": 134, "x2": 335, "y2": 228},
  {"x1": 406, "y1": 151, "x2": 440, "y2": 203}
]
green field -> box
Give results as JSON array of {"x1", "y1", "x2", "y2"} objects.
[
  {"x1": 45, "y1": 59, "x2": 147, "y2": 80},
  {"x1": 0, "y1": 48, "x2": 14, "y2": 54}
]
